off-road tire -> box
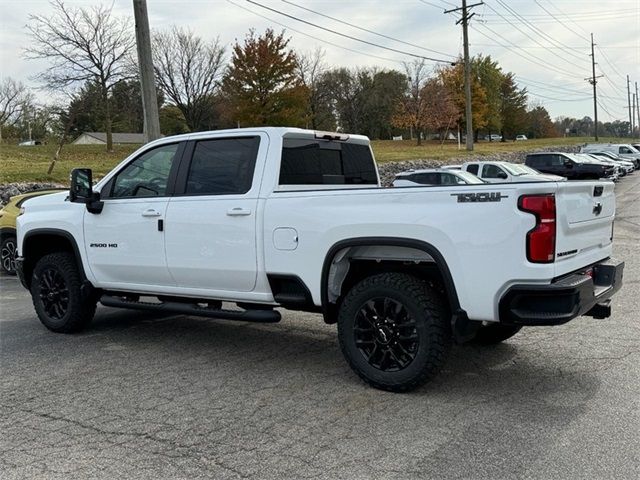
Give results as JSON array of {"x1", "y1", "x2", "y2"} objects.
[
  {"x1": 473, "y1": 324, "x2": 521, "y2": 345},
  {"x1": 31, "y1": 252, "x2": 96, "y2": 333},
  {"x1": 1, "y1": 236, "x2": 17, "y2": 275},
  {"x1": 337, "y1": 272, "x2": 452, "y2": 392}
]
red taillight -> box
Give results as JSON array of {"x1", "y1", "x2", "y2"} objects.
[{"x1": 518, "y1": 194, "x2": 556, "y2": 263}]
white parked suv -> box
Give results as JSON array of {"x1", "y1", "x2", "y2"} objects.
[
  {"x1": 392, "y1": 168, "x2": 484, "y2": 186},
  {"x1": 462, "y1": 161, "x2": 565, "y2": 183},
  {"x1": 15, "y1": 128, "x2": 624, "y2": 392}
]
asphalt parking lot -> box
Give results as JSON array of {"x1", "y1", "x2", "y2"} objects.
[{"x1": 1, "y1": 175, "x2": 639, "y2": 480}]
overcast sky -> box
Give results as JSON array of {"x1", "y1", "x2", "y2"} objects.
[{"x1": 1, "y1": 0, "x2": 638, "y2": 122}]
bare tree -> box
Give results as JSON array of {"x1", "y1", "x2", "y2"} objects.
[
  {"x1": 152, "y1": 27, "x2": 225, "y2": 131},
  {"x1": 297, "y1": 48, "x2": 330, "y2": 129},
  {"x1": 25, "y1": 0, "x2": 135, "y2": 151},
  {"x1": 0, "y1": 78, "x2": 31, "y2": 141}
]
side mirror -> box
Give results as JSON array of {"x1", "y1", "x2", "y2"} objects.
[
  {"x1": 70, "y1": 168, "x2": 103, "y2": 214},
  {"x1": 497, "y1": 171, "x2": 508, "y2": 179},
  {"x1": 70, "y1": 168, "x2": 93, "y2": 202}
]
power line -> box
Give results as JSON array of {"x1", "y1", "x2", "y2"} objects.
[
  {"x1": 281, "y1": 0, "x2": 455, "y2": 58},
  {"x1": 471, "y1": 22, "x2": 585, "y2": 79},
  {"x1": 225, "y1": 0, "x2": 404, "y2": 65},
  {"x1": 488, "y1": 0, "x2": 588, "y2": 62},
  {"x1": 244, "y1": 0, "x2": 456, "y2": 64},
  {"x1": 533, "y1": 0, "x2": 588, "y2": 41}
]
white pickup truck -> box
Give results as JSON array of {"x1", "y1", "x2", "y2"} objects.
[{"x1": 16, "y1": 128, "x2": 624, "y2": 392}]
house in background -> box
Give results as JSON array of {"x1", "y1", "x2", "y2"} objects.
[{"x1": 72, "y1": 132, "x2": 146, "y2": 145}]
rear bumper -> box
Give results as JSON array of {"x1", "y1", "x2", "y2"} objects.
[{"x1": 499, "y1": 258, "x2": 624, "y2": 326}]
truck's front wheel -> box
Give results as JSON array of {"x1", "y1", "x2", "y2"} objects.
[
  {"x1": 31, "y1": 252, "x2": 97, "y2": 333},
  {"x1": 337, "y1": 273, "x2": 452, "y2": 392}
]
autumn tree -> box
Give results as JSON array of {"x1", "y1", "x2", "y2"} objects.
[
  {"x1": 439, "y1": 60, "x2": 489, "y2": 141},
  {"x1": 223, "y1": 29, "x2": 307, "y2": 127},
  {"x1": 392, "y1": 60, "x2": 431, "y2": 145},
  {"x1": 25, "y1": 0, "x2": 134, "y2": 151},
  {"x1": 153, "y1": 27, "x2": 226, "y2": 131},
  {"x1": 526, "y1": 104, "x2": 556, "y2": 138},
  {"x1": 422, "y1": 78, "x2": 460, "y2": 139}
]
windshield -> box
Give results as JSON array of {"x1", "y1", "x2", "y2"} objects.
[
  {"x1": 455, "y1": 171, "x2": 485, "y2": 184},
  {"x1": 501, "y1": 163, "x2": 531, "y2": 176}
]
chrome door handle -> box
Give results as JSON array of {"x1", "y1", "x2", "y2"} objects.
[
  {"x1": 226, "y1": 207, "x2": 252, "y2": 216},
  {"x1": 141, "y1": 208, "x2": 161, "y2": 217}
]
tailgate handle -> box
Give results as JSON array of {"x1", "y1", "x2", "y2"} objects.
[{"x1": 593, "y1": 186, "x2": 603, "y2": 197}]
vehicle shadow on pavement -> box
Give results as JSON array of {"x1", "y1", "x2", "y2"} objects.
[{"x1": 84, "y1": 307, "x2": 601, "y2": 404}]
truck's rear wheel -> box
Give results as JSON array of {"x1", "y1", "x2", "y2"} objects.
[
  {"x1": 473, "y1": 323, "x2": 521, "y2": 345},
  {"x1": 31, "y1": 252, "x2": 96, "y2": 333},
  {"x1": 337, "y1": 273, "x2": 452, "y2": 392}
]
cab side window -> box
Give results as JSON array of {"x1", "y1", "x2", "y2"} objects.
[
  {"x1": 482, "y1": 164, "x2": 504, "y2": 179},
  {"x1": 110, "y1": 144, "x2": 180, "y2": 198},
  {"x1": 550, "y1": 155, "x2": 564, "y2": 166},
  {"x1": 185, "y1": 137, "x2": 260, "y2": 195},
  {"x1": 466, "y1": 164, "x2": 479, "y2": 175}
]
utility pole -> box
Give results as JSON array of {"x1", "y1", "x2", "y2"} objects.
[
  {"x1": 627, "y1": 75, "x2": 633, "y2": 137},
  {"x1": 587, "y1": 34, "x2": 602, "y2": 141},
  {"x1": 445, "y1": 1, "x2": 483, "y2": 151},
  {"x1": 635, "y1": 82, "x2": 640, "y2": 138},
  {"x1": 133, "y1": 0, "x2": 161, "y2": 143},
  {"x1": 633, "y1": 93, "x2": 637, "y2": 137}
]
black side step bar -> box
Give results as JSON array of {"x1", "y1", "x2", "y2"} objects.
[{"x1": 100, "y1": 295, "x2": 281, "y2": 323}]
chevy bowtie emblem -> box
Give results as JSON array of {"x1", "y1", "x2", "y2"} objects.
[{"x1": 593, "y1": 203, "x2": 602, "y2": 215}]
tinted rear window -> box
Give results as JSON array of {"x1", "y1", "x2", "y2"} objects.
[
  {"x1": 186, "y1": 137, "x2": 260, "y2": 195},
  {"x1": 466, "y1": 164, "x2": 479, "y2": 175},
  {"x1": 280, "y1": 139, "x2": 377, "y2": 185}
]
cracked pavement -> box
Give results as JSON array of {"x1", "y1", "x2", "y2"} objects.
[{"x1": 1, "y1": 174, "x2": 639, "y2": 479}]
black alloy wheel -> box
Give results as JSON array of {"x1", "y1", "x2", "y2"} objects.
[
  {"x1": 337, "y1": 272, "x2": 452, "y2": 392},
  {"x1": 38, "y1": 267, "x2": 70, "y2": 320},
  {"x1": 353, "y1": 297, "x2": 419, "y2": 372}
]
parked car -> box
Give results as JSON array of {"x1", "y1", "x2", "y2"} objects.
[
  {"x1": 18, "y1": 140, "x2": 42, "y2": 146},
  {"x1": 581, "y1": 144, "x2": 640, "y2": 169},
  {"x1": 16, "y1": 127, "x2": 624, "y2": 392},
  {"x1": 0, "y1": 189, "x2": 64, "y2": 274},
  {"x1": 515, "y1": 134, "x2": 528, "y2": 141},
  {"x1": 483, "y1": 134, "x2": 502, "y2": 142},
  {"x1": 586, "y1": 152, "x2": 635, "y2": 175},
  {"x1": 392, "y1": 168, "x2": 485, "y2": 186},
  {"x1": 461, "y1": 161, "x2": 565, "y2": 183},
  {"x1": 525, "y1": 152, "x2": 616, "y2": 180}
]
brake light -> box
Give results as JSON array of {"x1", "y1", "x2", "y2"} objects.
[{"x1": 519, "y1": 194, "x2": 556, "y2": 263}]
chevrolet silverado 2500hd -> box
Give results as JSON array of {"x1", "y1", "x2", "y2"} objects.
[{"x1": 15, "y1": 128, "x2": 624, "y2": 392}]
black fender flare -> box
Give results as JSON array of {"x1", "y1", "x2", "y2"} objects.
[
  {"x1": 21, "y1": 228, "x2": 89, "y2": 285},
  {"x1": 320, "y1": 237, "x2": 462, "y2": 316}
]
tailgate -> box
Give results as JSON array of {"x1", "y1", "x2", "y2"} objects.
[{"x1": 554, "y1": 181, "x2": 615, "y2": 274}]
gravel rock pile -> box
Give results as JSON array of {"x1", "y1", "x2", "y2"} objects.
[
  {"x1": 0, "y1": 183, "x2": 65, "y2": 207},
  {"x1": 376, "y1": 145, "x2": 580, "y2": 186}
]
